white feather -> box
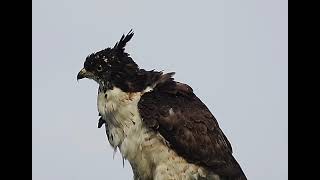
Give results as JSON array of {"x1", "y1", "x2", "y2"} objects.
[{"x1": 97, "y1": 87, "x2": 219, "y2": 180}]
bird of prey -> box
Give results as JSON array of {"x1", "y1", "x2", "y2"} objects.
[{"x1": 77, "y1": 30, "x2": 247, "y2": 180}]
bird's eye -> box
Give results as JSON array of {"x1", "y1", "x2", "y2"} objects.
[{"x1": 97, "y1": 65, "x2": 103, "y2": 72}]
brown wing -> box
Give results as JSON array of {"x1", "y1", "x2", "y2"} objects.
[{"x1": 138, "y1": 81, "x2": 246, "y2": 180}]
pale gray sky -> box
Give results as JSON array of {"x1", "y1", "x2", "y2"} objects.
[{"x1": 32, "y1": 0, "x2": 288, "y2": 179}]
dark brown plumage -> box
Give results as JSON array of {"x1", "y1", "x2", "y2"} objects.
[
  {"x1": 78, "y1": 30, "x2": 247, "y2": 180},
  {"x1": 138, "y1": 75, "x2": 247, "y2": 180},
  {"x1": 80, "y1": 30, "x2": 165, "y2": 92}
]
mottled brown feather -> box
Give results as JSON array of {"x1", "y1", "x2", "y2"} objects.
[{"x1": 138, "y1": 75, "x2": 247, "y2": 180}]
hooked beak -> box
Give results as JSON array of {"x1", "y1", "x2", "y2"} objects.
[{"x1": 77, "y1": 68, "x2": 87, "y2": 80}]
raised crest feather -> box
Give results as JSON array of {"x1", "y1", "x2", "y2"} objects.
[{"x1": 113, "y1": 29, "x2": 134, "y2": 54}]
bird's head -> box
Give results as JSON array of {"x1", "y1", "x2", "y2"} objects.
[{"x1": 77, "y1": 30, "x2": 142, "y2": 92}]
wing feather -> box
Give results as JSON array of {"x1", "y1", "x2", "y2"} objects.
[{"x1": 138, "y1": 79, "x2": 246, "y2": 180}]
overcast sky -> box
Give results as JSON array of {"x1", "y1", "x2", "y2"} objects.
[{"x1": 32, "y1": 0, "x2": 288, "y2": 179}]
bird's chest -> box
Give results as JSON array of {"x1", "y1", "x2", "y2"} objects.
[
  {"x1": 97, "y1": 91, "x2": 107, "y2": 118},
  {"x1": 96, "y1": 88, "x2": 211, "y2": 180},
  {"x1": 97, "y1": 88, "x2": 152, "y2": 175},
  {"x1": 97, "y1": 88, "x2": 145, "y2": 153},
  {"x1": 97, "y1": 87, "x2": 135, "y2": 120}
]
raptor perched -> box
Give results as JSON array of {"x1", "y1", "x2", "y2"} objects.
[{"x1": 77, "y1": 30, "x2": 247, "y2": 180}]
